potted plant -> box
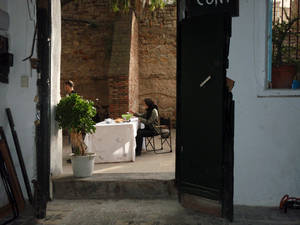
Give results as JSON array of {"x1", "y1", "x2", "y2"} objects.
[
  {"x1": 55, "y1": 94, "x2": 97, "y2": 177},
  {"x1": 291, "y1": 61, "x2": 300, "y2": 89},
  {"x1": 272, "y1": 14, "x2": 300, "y2": 88}
]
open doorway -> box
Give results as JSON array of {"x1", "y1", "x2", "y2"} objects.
[
  {"x1": 59, "y1": 0, "x2": 177, "y2": 177},
  {"x1": 48, "y1": 0, "x2": 236, "y2": 221}
]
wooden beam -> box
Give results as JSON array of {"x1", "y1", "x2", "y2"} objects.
[{"x1": 0, "y1": 129, "x2": 25, "y2": 213}]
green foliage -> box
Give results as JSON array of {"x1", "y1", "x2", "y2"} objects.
[
  {"x1": 149, "y1": 0, "x2": 165, "y2": 11},
  {"x1": 110, "y1": 0, "x2": 166, "y2": 13},
  {"x1": 55, "y1": 94, "x2": 96, "y2": 134},
  {"x1": 111, "y1": 0, "x2": 131, "y2": 13}
]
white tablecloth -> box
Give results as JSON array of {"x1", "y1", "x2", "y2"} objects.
[{"x1": 85, "y1": 118, "x2": 139, "y2": 163}]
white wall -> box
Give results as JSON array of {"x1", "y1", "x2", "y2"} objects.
[
  {"x1": 229, "y1": 0, "x2": 300, "y2": 206},
  {"x1": 0, "y1": 1, "x2": 7, "y2": 11},
  {"x1": 0, "y1": 0, "x2": 37, "y2": 206},
  {"x1": 50, "y1": 0, "x2": 62, "y2": 176}
]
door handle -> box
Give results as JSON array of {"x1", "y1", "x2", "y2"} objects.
[{"x1": 200, "y1": 75, "x2": 212, "y2": 88}]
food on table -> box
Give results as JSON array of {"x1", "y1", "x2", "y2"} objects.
[
  {"x1": 122, "y1": 113, "x2": 133, "y2": 121},
  {"x1": 114, "y1": 118, "x2": 124, "y2": 123}
]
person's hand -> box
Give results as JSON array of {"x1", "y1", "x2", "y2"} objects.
[{"x1": 129, "y1": 110, "x2": 134, "y2": 114}]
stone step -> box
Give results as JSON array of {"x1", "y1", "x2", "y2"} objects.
[{"x1": 52, "y1": 172, "x2": 177, "y2": 200}]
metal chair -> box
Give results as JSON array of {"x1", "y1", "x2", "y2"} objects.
[{"x1": 145, "y1": 117, "x2": 172, "y2": 154}]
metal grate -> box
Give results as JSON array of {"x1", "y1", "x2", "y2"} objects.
[{"x1": 272, "y1": 0, "x2": 300, "y2": 62}]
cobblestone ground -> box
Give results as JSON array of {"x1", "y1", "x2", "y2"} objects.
[{"x1": 3, "y1": 200, "x2": 300, "y2": 225}]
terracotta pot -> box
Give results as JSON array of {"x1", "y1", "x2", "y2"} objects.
[
  {"x1": 226, "y1": 77, "x2": 235, "y2": 92},
  {"x1": 272, "y1": 64, "x2": 296, "y2": 89}
]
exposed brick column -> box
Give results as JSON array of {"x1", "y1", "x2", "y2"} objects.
[
  {"x1": 108, "y1": 75, "x2": 129, "y2": 118},
  {"x1": 129, "y1": 12, "x2": 139, "y2": 114},
  {"x1": 108, "y1": 12, "x2": 139, "y2": 118}
]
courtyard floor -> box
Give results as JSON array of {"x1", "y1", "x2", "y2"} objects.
[
  {"x1": 62, "y1": 130, "x2": 176, "y2": 176},
  {"x1": 6, "y1": 199, "x2": 300, "y2": 225},
  {"x1": 3, "y1": 131, "x2": 300, "y2": 225}
]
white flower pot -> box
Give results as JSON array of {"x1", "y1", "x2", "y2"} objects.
[{"x1": 71, "y1": 153, "x2": 96, "y2": 178}]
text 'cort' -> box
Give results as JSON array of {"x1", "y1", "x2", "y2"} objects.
[{"x1": 197, "y1": 0, "x2": 230, "y2": 6}]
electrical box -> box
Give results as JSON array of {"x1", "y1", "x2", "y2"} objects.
[{"x1": 0, "y1": 9, "x2": 9, "y2": 31}]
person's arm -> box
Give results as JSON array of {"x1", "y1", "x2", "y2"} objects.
[
  {"x1": 139, "y1": 109, "x2": 158, "y2": 125},
  {"x1": 131, "y1": 111, "x2": 147, "y2": 118},
  {"x1": 133, "y1": 112, "x2": 143, "y2": 117}
]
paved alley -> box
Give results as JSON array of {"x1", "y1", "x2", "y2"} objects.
[{"x1": 6, "y1": 199, "x2": 300, "y2": 225}]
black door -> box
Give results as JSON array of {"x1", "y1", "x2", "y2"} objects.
[
  {"x1": 178, "y1": 13, "x2": 225, "y2": 202},
  {"x1": 176, "y1": 13, "x2": 234, "y2": 221}
]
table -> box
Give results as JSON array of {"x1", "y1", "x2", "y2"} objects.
[{"x1": 85, "y1": 118, "x2": 139, "y2": 163}]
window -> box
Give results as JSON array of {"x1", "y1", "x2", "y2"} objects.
[{"x1": 268, "y1": 0, "x2": 300, "y2": 89}]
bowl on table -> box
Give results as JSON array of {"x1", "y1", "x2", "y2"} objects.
[
  {"x1": 122, "y1": 114, "x2": 133, "y2": 121},
  {"x1": 105, "y1": 118, "x2": 113, "y2": 124}
]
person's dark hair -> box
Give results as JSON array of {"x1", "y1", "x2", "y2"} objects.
[
  {"x1": 144, "y1": 98, "x2": 158, "y2": 119},
  {"x1": 65, "y1": 80, "x2": 74, "y2": 87}
]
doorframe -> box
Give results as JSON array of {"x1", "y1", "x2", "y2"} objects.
[
  {"x1": 34, "y1": 0, "x2": 234, "y2": 220},
  {"x1": 175, "y1": 0, "x2": 183, "y2": 187},
  {"x1": 35, "y1": 0, "x2": 51, "y2": 219}
]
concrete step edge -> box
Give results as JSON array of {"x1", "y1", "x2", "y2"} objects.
[{"x1": 53, "y1": 177, "x2": 178, "y2": 200}]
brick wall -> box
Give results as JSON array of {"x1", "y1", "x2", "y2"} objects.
[
  {"x1": 61, "y1": 0, "x2": 115, "y2": 105},
  {"x1": 137, "y1": 5, "x2": 177, "y2": 123},
  {"x1": 61, "y1": 0, "x2": 176, "y2": 122}
]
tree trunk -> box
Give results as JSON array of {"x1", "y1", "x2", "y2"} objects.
[{"x1": 70, "y1": 132, "x2": 87, "y2": 155}]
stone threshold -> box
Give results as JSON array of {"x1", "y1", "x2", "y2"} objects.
[
  {"x1": 52, "y1": 172, "x2": 177, "y2": 200},
  {"x1": 52, "y1": 172, "x2": 175, "y2": 181}
]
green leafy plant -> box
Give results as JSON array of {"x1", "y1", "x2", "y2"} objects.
[
  {"x1": 149, "y1": 0, "x2": 165, "y2": 11},
  {"x1": 62, "y1": 0, "x2": 169, "y2": 14},
  {"x1": 272, "y1": 13, "x2": 300, "y2": 66},
  {"x1": 110, "y1": 0, "x2": 166, "y2": 13},
  {"x1": 111, "y1": 0, "x2": 131, "y2": 13},
  {"x1": 55, "y1": 94, "x2": 96, "y2": 155}
]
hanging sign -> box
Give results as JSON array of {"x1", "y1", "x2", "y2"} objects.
[{"x1": 187, "y1": 0, "x2": 239, "y2": 17}]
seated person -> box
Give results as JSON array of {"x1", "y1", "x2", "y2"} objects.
[{"x1": 130, "y1": 98, "x2": 159, "y2": 156}]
